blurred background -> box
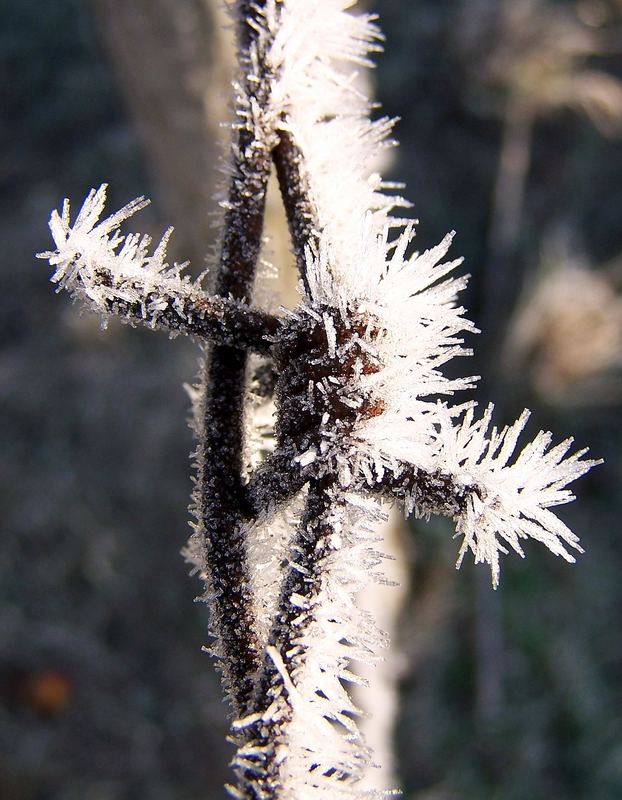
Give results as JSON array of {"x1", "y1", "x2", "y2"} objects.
[{"x1": 1, "y1": 0, "x2": 621, "y2": 798}]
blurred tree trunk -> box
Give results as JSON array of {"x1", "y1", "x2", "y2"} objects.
[
  {"x1": 480, "y1": 100, "x2": 534, "y2": 384},
  {"x1": 354, "y1": 511, "x2": 410, "y2": 793},
  {"x1": 92, "y1": 0, "x2": 234, "y2": 269},
  {"x1": 488, "y1": 101, "x2": 533, "y2": 271},
  {"x1": 91, "y1": 0, "x2": 300, "y2": 295}
]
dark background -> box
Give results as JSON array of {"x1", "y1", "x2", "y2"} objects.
[{"x1": 1, "y1": 1, "x2": 621, "y2": 798}]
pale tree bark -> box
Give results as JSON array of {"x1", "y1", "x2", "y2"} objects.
[
  {"x1": 92, "y1": 0, "x2": 301, "y2": 299},
  {"x1": 92, "y1": 0, "x2": 234, "y2": 269},
  {"x1": 481, "y1": 99, "x2": 535, "y2": 365},
  {"x1": 353, "y1": 509, "x2": 410, "y2": 794}
]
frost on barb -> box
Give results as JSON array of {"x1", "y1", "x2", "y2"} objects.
[
  {"x1": 287, "y1": 218, "x2": 475, "y2": 487},
  {"x1": 39, "y1": 184, "x2": 177, "y2": 311},
  {"x1": 432, "y1": 404, "x2": 600, "y2": 587},
  {"x1": 39, "y1": 185, "x2": 278, "y2": 351}
]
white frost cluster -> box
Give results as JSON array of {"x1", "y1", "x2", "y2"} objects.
[
  {"x1": 39, "y1": 184, "x2": 202, "y2": 329},
  {"x1": 266, "y1": 0, "x2": 407, "y2": 268},
  {"x1": 435, "y1": 405, "x2": 594, "y2": 587}
]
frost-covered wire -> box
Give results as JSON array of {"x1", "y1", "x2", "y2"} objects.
[{"x1": 39, "y1": 1, "x2": 600, "y2": 798}]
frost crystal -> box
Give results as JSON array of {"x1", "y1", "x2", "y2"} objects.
[{"x1": 39, "y1": 1, "x2": 600, "y2": 798}]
